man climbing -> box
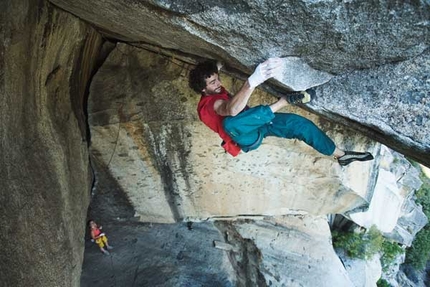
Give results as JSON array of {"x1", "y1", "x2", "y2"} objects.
[{"x1": 188, "y1": 58, "x2": 374, "y2": 166}]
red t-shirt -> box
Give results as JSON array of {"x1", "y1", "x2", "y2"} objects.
[
  {"x1": 91, "y1": 227, "x2": 101, "y2": 239},
  {"x1": 197, "y1": 87, "x2": 241, "y2": 156}
]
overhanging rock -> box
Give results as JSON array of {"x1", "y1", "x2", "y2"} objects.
[
  {"x1": 50, "y1": 0, "x2": 430, "y2": 168},
  {"x1": 49, "y1": 0, "x2": 429, "y2": 74},
  {"x1": 88, "y1": 44, "x2": 379, "y2": 223},
  {"x1": 273, "y1": 57, "x2": 334, "y2": 91},
  {"x1": 307, "y1": 50, "x2": 430, "y2": 167}
]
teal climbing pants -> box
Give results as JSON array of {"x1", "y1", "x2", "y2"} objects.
[{"x1": 222, "y1": 105, "x2": 336, "y2": 156}]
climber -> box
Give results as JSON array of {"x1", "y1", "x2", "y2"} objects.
[
  {"x1": 88, "y1": 219, "x2": 114, "y2": 255},
  {"x1": 188, "y1": 58, "x2": 374, "y2": 166}
]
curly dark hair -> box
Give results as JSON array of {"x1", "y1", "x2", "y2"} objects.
[{"x1": 189, "y1": 60, "x2": 218, "y2": 93}]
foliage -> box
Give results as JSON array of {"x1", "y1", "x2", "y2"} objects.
[
  {"x1": 376, "y1": 278, "x2": 391, "y2": 287},
  {"x1": 333, "y1": 225, "x2": 384, "y2": 260},
  {"x1": 333, "y1": 225, "x2": 403, "y2": 269},
  {"x1": 415, "y1": 173, "x2": 430, "y2": 218},
  {"x1": 405, "y1": 170, "x2": 430, "y2": 270},
  {"x1": 380, "y1": 240, "x2": 403, "y2": 270},
  {"x1": 333, "y1": 161, "x2": 430, "y2": 271}
]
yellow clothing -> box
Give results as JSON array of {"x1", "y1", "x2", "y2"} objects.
[{"x1": 95, "y1": 235, "x2": 108, "y2": 248}]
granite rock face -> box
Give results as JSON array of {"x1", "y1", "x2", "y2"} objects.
[
  {"x1": 80, "y1": 221, "x2": 237, "y2": 287},
  {"x1": 338, "y1": 251, "x2": 382, "y2": 287},
  {"x1": 349, "y1": 146, "x2": 427, "y2": 246},
  {"x1": 1, "y1": 0, "x2": 100, "y2": 286},
  {"x1": 233, "y1": 216, "x2": 355, "y2": 287},
  {"x1": 86, "y1": 44, "x2": 425, "y2": 285},
  {"x1": 50, "y1": 0, "x2": 430, "y2": 167},
  {"x1": 2, "y1": 0, "x2": 429, "y2": 286},
  {"x1": 88, "y1": 44, "x2": 379, "y2": 223},
  {"x1": 82, "y1": 159, "x2": 358, "y2": 287},
  {"x1": 81, "y1": 186, "x2": 360, "y2": 287},
  {"x1": 309, "y1": 51, "x2": 430, "y2": 167},
  {"x1": 49, "y1": 0, "x2": 429, "y2": 73}
]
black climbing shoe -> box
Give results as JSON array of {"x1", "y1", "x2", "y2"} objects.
[
  {"x1": 283, "y1": 89, "x2": 314, "y2": 104},
  {"x1": 337, "y1": 151, "x2": 374, "y2": 166}
]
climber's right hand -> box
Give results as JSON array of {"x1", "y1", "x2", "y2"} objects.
[{"x1": 247, "y1": 57, "x2": 283, "y2": 88}]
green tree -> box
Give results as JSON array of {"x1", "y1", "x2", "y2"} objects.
[
  {"x1": 404, "y1": 169, "x2": 430, "y2": 270},
  {"x1": 376, "y1": 278, "x2": 391, "y2": 287},
  {"x1": 381, "y1": 240, "x2": 403, "y2": 270},
  {"x1": 333, "y1": 225, "x2": 403, "y2": 268},
  {"x1": 333, "y1": 225, "x2": 384, "y2": 260}
]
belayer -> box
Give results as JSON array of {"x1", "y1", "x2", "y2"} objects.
[{"x1": 88, "y1": 219, "x2": 114, "y2": 255}]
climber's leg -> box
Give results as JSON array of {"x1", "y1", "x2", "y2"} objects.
[
  {"x1": 223, "y1": 105, "x2": 274, "y2": 148},
  {"x1": 265, "y1": 113, "x2": 336, "y2": 156}
]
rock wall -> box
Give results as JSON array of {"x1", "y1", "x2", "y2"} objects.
[
  {"x1": 86, "y1": 43, "x2": 427, "y2": 286},
  {"x1": 50, "y1": 0, "x2": 430, "y2": 167},
  {"x1": 349, "y1": 147, "x2": 427, "y2": 246},
  {"x1": 49, "y1": 0, "x2": 429, "y2": 73},
  {"x1": 81, "y1": 221, "x2": 238, "y2": 287},
  {"x1": 1, "y1": 0, "x2": 102, "y2": 286},
  {"x1": 1, "y1": 0, "x2": 428, "y2": 285},
  {"x1": 229, "y1": 216, "x2": 355, "y2": 287},
  {"x1": 308, "y1": 51, "x2": 430, "y2": 167},
  {"x1": 88, "y1": 44, "x2": 379, "y2": 223}
]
